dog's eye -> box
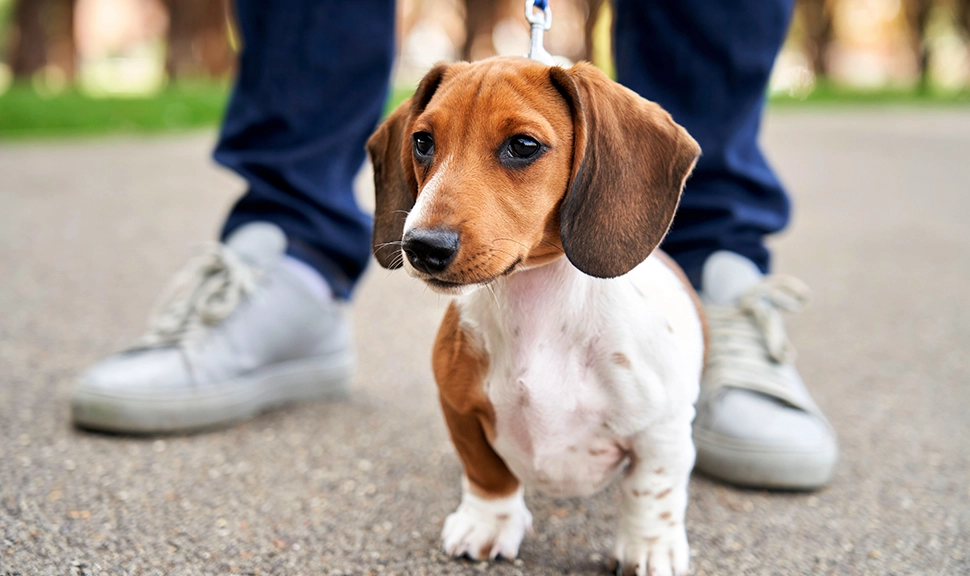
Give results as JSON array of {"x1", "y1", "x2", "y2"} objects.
[
  {"x1": 413, "y1": 132, "x2": 434, "y2": 157},
  {"x1": 508, "y1": 136, "x2": 540, "y2": 158}
]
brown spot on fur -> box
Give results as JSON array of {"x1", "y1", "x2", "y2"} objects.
[
  {"x1": 590, "y1": 448, "x2": 609, "y2": 456},
  {"x1": 656, "y1": 488, "x2": 672, "y2": 499},
  {"x1": 632, "y1": 489, "x2": 651, "y2": 498},
  {"x1": 496, "y1": 514, "x2": 510, "y2": 521},
  {"x1": 644, "y1": 536, "x2": 659, "y2": 544},
  {"x1": 654, "y1": 467, "x2": 665, "y2": 474},
  {"x1": 434, "y1": 303, "x2": 519, "y2": 499},
  {"x1": 659, "y1": 512, "x2": 672, "y2": 520},
  {"x1": 666, "y1": 322, "x2": 674, "y2": 333},
  {"x1": 479, "y1": 542, "x2": 492, "y2": 560},
  {"x1": 611, "y1": 352, "x2": 632, "y2": 369}
]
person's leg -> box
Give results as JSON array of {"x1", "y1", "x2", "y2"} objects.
[
  {"x1": 215, "y1": 0, "x2": 395, "y2": 299},
  {"x1": 613, "y1": 0, "x2": 838, "y2": 490},
  {"x1": 72, "y1": 0, "x2": 395, "y2": 434},
  {"x1": 613, "y1": 0, "x2": 792, "y2": 289}
]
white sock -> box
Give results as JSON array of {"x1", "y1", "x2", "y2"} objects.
[{"x1": 281, "y1": 255, "x2": 333, "y2": 301}]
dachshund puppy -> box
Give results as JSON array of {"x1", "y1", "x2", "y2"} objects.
[{"x1": 368, "y1": 57, "x2": 704, "y2": 576}]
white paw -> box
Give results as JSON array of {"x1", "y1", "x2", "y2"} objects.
[
  {"x1": 441, "y1": 486, "x2": 532, "y2": 561},
  {"x1": 613, "y1": 524, "x2": 689, "y2": 576}
]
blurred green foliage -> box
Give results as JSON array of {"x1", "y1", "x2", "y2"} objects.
[
  {"x1": 1, "y1": 81, "x2": 968, "y2": 140},
  {"x1": 384, "y1": 86, "x2": 414, "y2": 115},
  {"x1": 0, "y1": 84, "x2": 416, "y2": 139},
  {"x1": 0, "y1": 82, "x2": 230, "y2": 139},
  {"x1": 770, "y1": 80, "x2": 970, "y2": 106}
]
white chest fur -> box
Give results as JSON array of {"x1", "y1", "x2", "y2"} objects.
[{"x1": 455, "y1": 255, "x2": 704, "y2": 497}]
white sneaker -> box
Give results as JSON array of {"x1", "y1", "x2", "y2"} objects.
[
  {"x1": 72, "y1": 223, "x2": 354, "y2": 433},
  {"x1": 693, "y1": 251, "x2": 838, "y2": 489}
]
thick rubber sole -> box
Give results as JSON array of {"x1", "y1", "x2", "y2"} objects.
[
  {"x1": 71, "y1": 352, "x2": 355, "y2": 434},
  {"x1": 693, "y1": 427, "x2": 838, "y2": 490}
]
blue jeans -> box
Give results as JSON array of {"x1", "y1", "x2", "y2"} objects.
[{"x1": 216, "y1": 0, "x2": 795, "y2": 296}]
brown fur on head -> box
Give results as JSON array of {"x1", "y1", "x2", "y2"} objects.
[{"x1": 367, "y1": 58, "x2": 700, "y2": 289}]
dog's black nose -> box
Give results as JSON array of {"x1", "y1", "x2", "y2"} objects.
[{"x1": 404, "y1": 228, "x2": 460, "y2": 274}]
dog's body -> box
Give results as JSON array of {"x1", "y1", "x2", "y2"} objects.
[
  {"x1": 447, "y1": 255, "x2": 703, "y2": 498},
  {"x1": 434, "y1": 251, "x2": 704, "y2": 572},
  {"x1": 368, "y1": 57, "x2": 704, "y2": 575}
]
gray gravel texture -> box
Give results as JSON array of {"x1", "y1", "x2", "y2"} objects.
[{"x1": 1, "y1": 109, "x2": 969, "y2": 576}]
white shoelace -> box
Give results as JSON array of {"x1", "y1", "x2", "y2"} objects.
[
  {"x1": 138, "y1": 244, "x2": 260, "y2": 347},
  {"x1": 703, "y1": 275, "x2": 816, "y2": 412}
]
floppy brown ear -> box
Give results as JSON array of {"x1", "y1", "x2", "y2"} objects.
[
  {"x1": 366, "y1": 63, "x2": 450, "y2": 269},
  {"x1": 549, "y1": 63, "x2": 701, "y2": 278}
]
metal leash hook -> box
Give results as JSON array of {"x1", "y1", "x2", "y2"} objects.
[{"x1": 525, "y1": 0, "x2": 554, "y2": 65}]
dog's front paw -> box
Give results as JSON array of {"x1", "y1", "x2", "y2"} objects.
[
  {"x1": 441, "y1": 487, "x2": 532, "y2": 561},
  {"x1": 612, "y1": 523, "x2": 689, "y2": 576}
]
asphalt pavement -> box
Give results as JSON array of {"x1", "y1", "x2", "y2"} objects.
[{"x1": 1, "y1": 108, "x2": 969, "y2": 575}]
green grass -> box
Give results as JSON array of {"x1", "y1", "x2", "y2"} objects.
[
  {"x1": 0, "y1": 83, "x2": 413, "y2": 140},
  {"x1": 0, "y1": 82, "x2": 231, "y2": 139},
  {"x1": 2, "y1": 79, "x2": 968, "y2": 140},
  {"x1": 768, "y1": 80, "x2": 970, "y2": 107},
  {"x1": 384, "y1": 86, "x2": 414, "y2": 116}
]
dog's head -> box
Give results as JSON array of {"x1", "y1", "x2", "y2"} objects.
[{"x1": 367, "y1": 58, "x2": 700, "y2": 294}]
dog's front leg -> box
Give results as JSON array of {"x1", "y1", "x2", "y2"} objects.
[
  {"x1": 613, "y1": 414, "x2": 695, "y2": 576},
  {"x1": 434, "y1": 304, "x2": 532, "y2": 561},
  {"x1": 438, "y1": 397, "x2": 533, "y2": 561}
]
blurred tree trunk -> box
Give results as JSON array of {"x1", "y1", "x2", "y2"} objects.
[
  {"x1": 582, "y1": 0, "x2": 605, "y2": 63},
  {"x1": 800, "y1": 0, "x2": 834, "y2": 78},
  {"x1": 7, "y1": 0, "x2": 46, "y2": 78},
  {"x1": 7, "y1": 0, "x2": 76, "y2": 80},
  {"x1": 902, "y1": 0, "x2": 934, "y2": 92},
  {"x1": 462, "y1": 0, "x2": 500, "y2": 61},
  {"x1": 164, "y1": 0, "x2": 235, "y2": 81},
  {"x1": 956, "y1": 0, "x2": 970, "y2": 50}
]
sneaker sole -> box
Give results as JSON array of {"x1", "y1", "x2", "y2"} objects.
[
  {"x1": 71, "y1": 352, "x2": 355, "y2": 434},
  {"x1": 693, "y1": 427, "x2": 838, "y2": 490}
]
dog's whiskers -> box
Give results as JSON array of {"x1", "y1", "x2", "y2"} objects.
[
  {"x1": 485, "y1": 283, "x2": 501, "y2": 309},
  {"x1": 375, "y1": 241, "x2": 405, "y2": 257},
  {"x1": 488, "y1": 247, "x2": 518, "y2": 261},
  {"x1": 492, "y1": 237, "x2": 528, "y2": 250},
  {"x1": 384, "y1": 251, "x2": 405, "y2": 271},
  {"x1": 537, "y1": 238, "x2": 565, "y2": 254}
]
